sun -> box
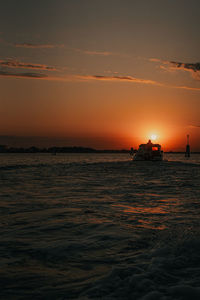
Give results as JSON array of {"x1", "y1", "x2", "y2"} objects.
[{"x1": 150, "y1": 134, "x2": 157, "y2": 141}]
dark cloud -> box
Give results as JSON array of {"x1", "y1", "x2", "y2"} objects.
[
  {"x1": 0, "y1": 59, "x2": 56, "y2": 70},
  {"x1": 188, "y1": 124, "x2": 200, "y2": 129},
  {"x1": 170, "y1": 61, "x2": 200, "y2": 72},
  {"x1": 170, "y1": 61, "x2": 200, "y2": 80},
  {"x1": 14, "y1": 43, "x2": 64, "y2": 49},
  {"x1": 0, "y1": 70, "x2": 47, "y2": 79},
  {"x1": 150, "y1": 58, "x2": 200, "y2": 80}
]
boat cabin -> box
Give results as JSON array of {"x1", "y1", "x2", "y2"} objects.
[{"x1": 133, "y1": 140, "x2": 163, "y2": 161}]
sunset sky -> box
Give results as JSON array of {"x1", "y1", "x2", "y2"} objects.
[{"x1": 0, "y1": 0, "x2": 200, "y2": 150}]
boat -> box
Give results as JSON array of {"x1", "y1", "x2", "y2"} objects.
[{"x1": 132, "y1": 140, "x2": 163, "y2": 161}]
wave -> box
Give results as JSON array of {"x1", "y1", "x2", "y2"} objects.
[{"x1": 81, "y1": 230, "x2": 200, "y2": 299}]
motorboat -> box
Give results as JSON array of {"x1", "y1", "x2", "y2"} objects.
[{"x1": 132, "y1": 140, "x2": 163, "y2": 161}]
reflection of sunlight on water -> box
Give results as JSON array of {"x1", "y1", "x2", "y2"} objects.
[
  {"x1": 138, "y1": 219, "x2": 166, "y2": 230},
  {"x1": 0, "y1": 151, "x2": 200, "y2": 300},
  {"x1": 123, "y1": 205, "x2": 166, "y2": 214},
  {"x1": 134, "y1": 193, "x2": 160, "y2": 197},
  {"x1": 112, "y1": 201, "x2": 178, "y2": 230},
  {"x1": 112, "y1": 202, "x2": 175, "y2": 214}
]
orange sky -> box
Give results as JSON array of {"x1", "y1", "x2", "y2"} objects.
[{"x1": 0, "y1": 1, "x2": 200, "y2": 150}]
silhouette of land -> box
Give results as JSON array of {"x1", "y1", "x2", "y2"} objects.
[
  {"x1": 0, "y1": 145, "x2": 199, "y2": 154},
  {"x1": 0, "y1": 145, "x2": 129, "y2": 153}
]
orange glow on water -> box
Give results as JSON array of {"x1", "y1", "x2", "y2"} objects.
[
  {"x1": 113, "y1": 204, "x2": 167, "y2": 214},
  {"x1": 112, "y1": 197, "x2": 180, "y2": 230}
]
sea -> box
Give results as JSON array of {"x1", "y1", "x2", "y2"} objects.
[{"x1": 0, "y1": 153, "x2": 200, "y2": 300}]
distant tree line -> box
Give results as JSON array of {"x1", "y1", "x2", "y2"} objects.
[{"x1": 0, "y1": 145, "x2": 130, "y2": 153}]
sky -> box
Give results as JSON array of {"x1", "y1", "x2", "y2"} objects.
[{"x1": 0, "y1": 0, "x2": 200, "y2": 150}]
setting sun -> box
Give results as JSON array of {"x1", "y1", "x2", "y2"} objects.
[{"x1": 150, "y1": 134, "x2": 157, "y2": 141}]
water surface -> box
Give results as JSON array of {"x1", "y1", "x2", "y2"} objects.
[{"x1": 0, "y1": 153, "x2": 200, "y2": 299}]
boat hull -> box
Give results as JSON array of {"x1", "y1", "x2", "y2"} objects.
[
  {"x1": 133, "y1": 155, "x2": 163, "y2": 161},
  {"x1": 131, "y1": 140, "x2": 163, "y2": 161}
]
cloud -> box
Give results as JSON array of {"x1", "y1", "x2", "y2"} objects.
[
  {"x1": 84, "y1": 50, "x2": 113, "y2": 56},
  {"x1": 73, "y1": 48, "x2": 118, "y2": 56},
  {"x1": 0, "y1": 71, "x2": 161, "y2": 85},
  {"x1": 0, "y1": 59, "x2": 56, "y2": 71},
  {"x1": 149, "y1": 58, "x2": 162, "y2": 63},
  {"x1": 188, "y1": 124, "x2": 200, "y2": 129},
  {"x1": 173, "y1": 85, "x2": 200, "y2": 91},
  {"x1": 14, "y1": 42, "x2": 64, "y2": 49},
  {"x1": 170, "y1": 61, "x2": 200, "y2": 80},
  {"x1": 170, "y1": 61, "x2": 200, "y2": 72},
  {"x1": 79, "y1": 50, "x2": 113, "y2": 56},
  {"x1": 150, "y1": 58, "x2": 200, "y2": 80},
  {"x1": 76, "y1": 74, "x2": 161, "y2": 85},
  {"x1": 74, "y1": 75, "x2": 200, "y2": 91},
  {"x1": 0, "y1": 70, "x2": 200, "y2": 92},
  {"x1": 0, "y1": 70, "x2": 47, "y2": 79}
]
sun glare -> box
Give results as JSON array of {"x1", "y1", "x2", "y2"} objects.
[{"x1": 150, "y1": 134, "x2": 157, "y2": 141}]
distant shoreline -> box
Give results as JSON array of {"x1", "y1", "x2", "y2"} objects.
[
  {"x1": 0, "y1": 146, "x2": 129, "y2": 154},
  {"x1": 0, "y1": 145, "x2": 199, "y2": 154}
]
